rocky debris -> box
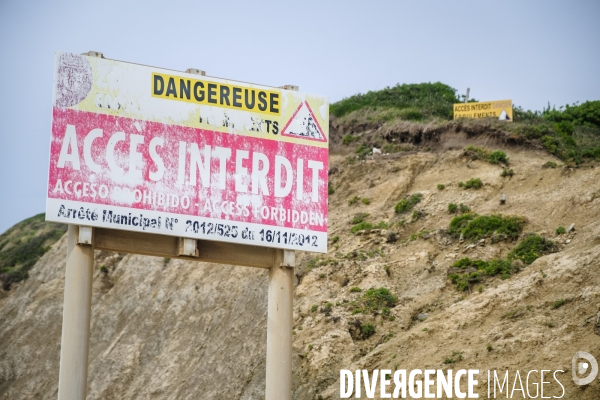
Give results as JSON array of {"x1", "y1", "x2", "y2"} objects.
[{"x1": 386, "y1": 232, "x2": 398, "y2": 243}]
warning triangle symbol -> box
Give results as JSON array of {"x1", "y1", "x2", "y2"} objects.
[
  {"x1": 499, "y1": 110, "x2": 511, "y2": 120},
  {"x1": 281, "y1": 101, "x2": 327, "y2": 142}
]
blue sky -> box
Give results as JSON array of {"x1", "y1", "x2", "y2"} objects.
[{"x1": 0, "y1": 0, "x2": 598, "y2": 233}]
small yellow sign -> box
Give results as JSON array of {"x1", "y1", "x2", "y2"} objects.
[{"x1": 454, "y1": 100, "x2": 513, "y2": 121}]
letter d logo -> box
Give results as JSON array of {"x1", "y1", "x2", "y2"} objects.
[{"x1": 572, "y1": 351, "x2": 598, "y2": 385}]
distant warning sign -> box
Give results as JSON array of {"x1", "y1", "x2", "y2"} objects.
[
  {"x1": 454, "y1": 100, "x2": 513, "y2": 121},
  {"x1": 46, "y1": 52, "x2": 329, "y2": 253},
  {"x1": 281, "y1": 101, "x2": 327, "y2": 142}
]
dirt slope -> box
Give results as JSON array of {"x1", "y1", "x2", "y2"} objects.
[{"x1": 1, "y1": 128, "x2": 599, "y2": 399}]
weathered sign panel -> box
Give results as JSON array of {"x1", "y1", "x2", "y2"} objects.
[
  {"x1": 46, "y1": 53, "x2": 329, "y2": 252},
  {"x1": 454, "y1": 99, "x2": 513, "y2": 121}
]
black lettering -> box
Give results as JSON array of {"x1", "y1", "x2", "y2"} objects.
[
  {"x1": 258, "y1": 91, "x2": 267, "y2": 111},
  {"x1": 166, "y1": 78, "x2": 177, "y2": 98},
  {"x1": 272, "y1": 121, "x2": 279, "y2": 135},
  {"x1": 269, "y1": 93, "x2": 279, "y2": 113},
  {"x1": 153, "y1": 75, "x2": 164, "y2": 95},
  {"x1": 207, "y1": 83, "x2": 217, "y2": 104},
  {"x1": 265, "y1": 120, "x2": 272, "y2": 133},
  {"x1": 220, "y1": 85, "x2": 231, "y2": 106},
  {"x1": 245, "y1": 89, "x2": 255, "y2": 109},
  {"x1": 193, "y1": 81, "x2": 205, "y2": 101},
  {"x1": 180, "y1": 79, "x2": 191, "y2": 100},
  {"x1": 232, "y1": 87, "x2": 242, "y2": 107}
]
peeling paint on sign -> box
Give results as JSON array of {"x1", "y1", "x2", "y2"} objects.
[{"x1": 46, "y1": 52, "x2": 329, "y2": 252}]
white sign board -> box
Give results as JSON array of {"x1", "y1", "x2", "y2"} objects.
[{"x1": 46, "y1": 53, "x2": 329, "y2": 252}]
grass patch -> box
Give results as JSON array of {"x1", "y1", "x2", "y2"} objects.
[
  {"x1": 348, "y1": 196, "x2": 360, "y2": 206},
  {"x1": 330, "y1": 82, "x2": 460, "y2": 120},
  {"x1": 437, "y1": 184, "x2": 445, "y2": 190},
  {"x1": 448, "y1": 214, "x2": 525, "y2": 241},
  {"x1": 328, "y1": 182, "x2": 335, "y2": 195},
  {"x1": 542, "y1": 161, "x2": 558, "y2": 169},
  {"x1": 394, "y1": 193, "x2": 422, "y2": 214},
  {"x1": 341, "y1": 134, "x2": 360, "y2": 145},
  {"x1": 360, "y1": 287, "x2": 397, "y2": 311},
  {"x1": 448, "y1": 257, "x2": 517, "y2": 291},
  {"x1": 463, "y1": 178, "x2": 483, "y2": 189},
  {"x1": 351, "y1": 213, "x2": 369, "y2": 224},
  {"x1": 360, "y1": 323, "x2": 376, "y2": 339},
  {"x1": 0, "y1": 213, "x2": 67, "y2": 290},
  {"x1": 555, "y1": 226, "x2": 566, "y2": 235},
  {"x1": 361, "y1": 198, "x2": 371, "y2": 205},
  {"x1": 508, "y1": 234, "x2": 556, "y2": 265},
  {"x1": 464, "y1": 146, "x2": 508, "y2": 165},
  {"x1": 501, "y1": 168, "x2": 514, "y2": 177},
  {"x1": 350, "y1": 287, "x2": 362, "y2": 293},
  {"x1": 350, "y1": 221, "x2": 388, "y2": 234},
  {"x1": 552, "y1": 299, "x2": 566, "y2": 309}
]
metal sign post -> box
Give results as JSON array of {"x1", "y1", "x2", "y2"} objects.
[{"x1": 57, "y1": 225, "x2": 94, "y2": 399}]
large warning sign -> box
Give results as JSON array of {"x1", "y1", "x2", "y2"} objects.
[
  {"x1": 454, "y1": 100, "x2": 513, "y2": 121},
  {"x1": 46, "y1": 52, "x2": 329, "y2": 252}
]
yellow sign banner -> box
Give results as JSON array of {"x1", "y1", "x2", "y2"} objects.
[
  {"x1": 151, "y1": 73, "x2": 281, "y2": 116},
  {"x1": 454, "y1": 100, "x2": 513, "y2": 121}
]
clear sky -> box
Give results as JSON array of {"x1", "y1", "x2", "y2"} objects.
[{"x1": 0, "y1": 0, "x2": 598, "y2": 233}]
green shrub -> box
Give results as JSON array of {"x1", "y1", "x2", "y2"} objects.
[
  {"x1": 350, "y1": 287, "x2": 362, "y2": 293},
  {"x1": 437, "y1": 184, "x2": 445, "y2": 190},
  {"x1": 448, "y1": 257, "x2": 517, "y2": 291},
  {"x1": 360, "y1": 323, "x2": 376, "y2": 339},
  {"x1": 542, "y1": 161, "x2": 558, "y2": 169},
  {"x1": 398, "y1": 107, "x2": 424, "y2": 121},
  {"x1": 411, "y1": 210, "x2": 424, "y2": 222},
  {"x1": 463, "y1": 178, "x2": 483, "y2": 189},
  {"x1": 351, "y1": 213, "x2": 369, "y2": 224},
  {"x1": 394, "y1": 193, "x2": 422, "y2": 214},
  {"x1": 350, "y1": 221, "x2": 388, "y2": 234},
  {"x1": 360, "y1": 287, "x2": 398, "y2": 311},
  {"x1": 448, "y1": 214, "x2": 525, "y2": 241},
  {"x1": 465, "y1": 146, "x2": 508, "y2": 165},
  {"x1": 501, "y1": 168, "x2": 514, "y2": 177},
  {"x1": 331, "y1": 235, "x2": 340, "y2": 244},
  {"x1": 310, "y1": 305, "x2": 318, "y2": 313},
  {"x1": 381, "y1": 307, "x2": 391, "y2": 319},
  {"x1": 330, "y1": 82, "x2": 460, "y2": 120},
  {"x1": 552, "y1": 299, "x2": 566, "y2": 309},
  {"x1": 508, "y1": 234, "x2": 556, "y2": 265},
  {"x1": 361, "y1": 198, "x2": 371, "y2": 205},
  {"x1": 341, "y1": 134, "x2": 360, "y2": 145},
  {"x1": 449, "y1": 203, "x2": 471, "y2": 214},
  {"x1": 355, "y1": 142, "x2": 372, "y2": 159},
  {"x1": 348, "y1": 196, "x2": 360, "y2": 206},
  {"x1": 488, "y1": 151, "x2": 508, "y2": 165},
  {"x1": 0, "y1": 213, "x2": 67, "y2": 290},
  {"x1": 328, "y1": 182, "x2": 335, "y2": 195},
  {"x1": 448, "y1": 203, "x2": 458, "y2": 213},
  {"x1": 555, "y1": 226, "x2": 566, "y2": 235}
]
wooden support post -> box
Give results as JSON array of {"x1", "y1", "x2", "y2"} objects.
[
  {"x1": 265, "y1": 249, "x2": 295, "y2": 400},
  {"x1": 57, "y1": 225, "x2": 95, "y2": 400}
]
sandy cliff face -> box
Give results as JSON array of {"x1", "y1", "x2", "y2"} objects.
[
  {"x1": 0, "y1": 242, "x2": 270, "y2": 399},
  {"x1": 1, "y1": 131, "x2": 600, "y2": 399}
]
